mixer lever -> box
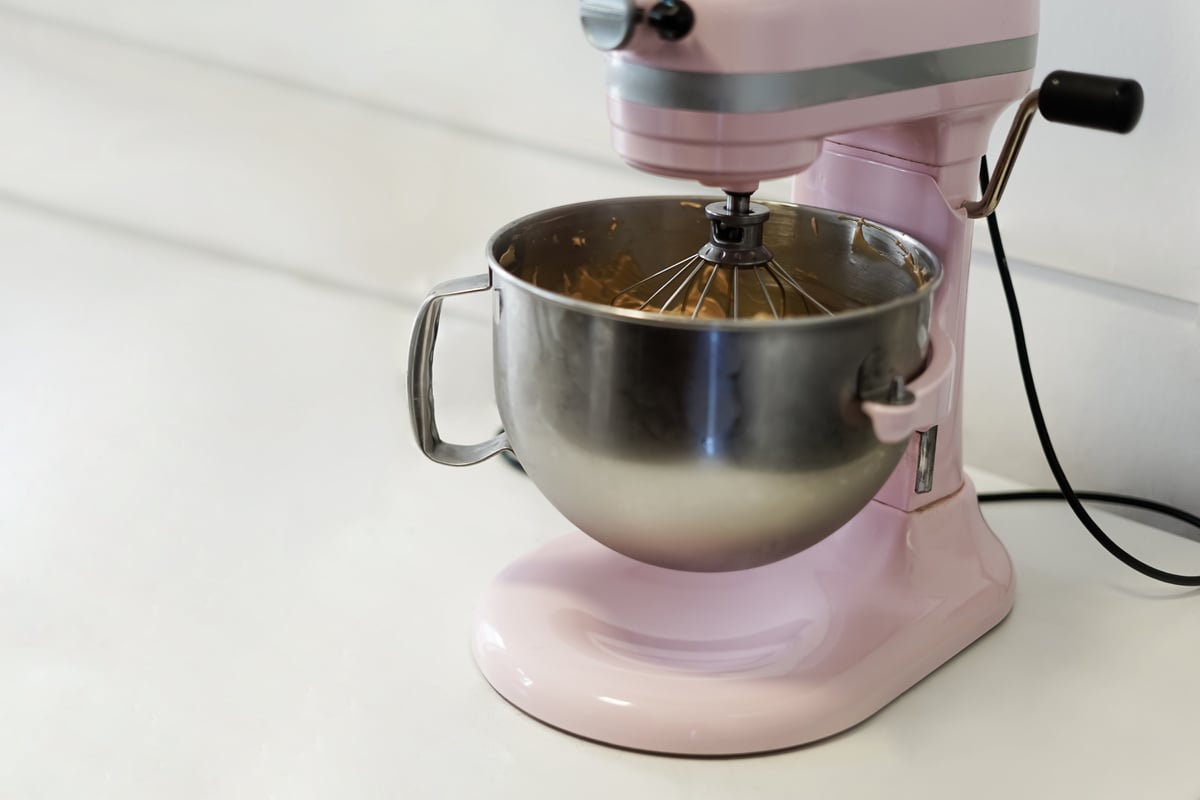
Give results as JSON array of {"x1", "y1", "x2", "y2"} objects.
[{"x1": 964, "y1": 71, "x2": 1145, "y2": 219}]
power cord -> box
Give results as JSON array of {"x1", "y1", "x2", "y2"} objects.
[{"x1": 975, "y1": 156, "x2": 1200, "y2": 585}]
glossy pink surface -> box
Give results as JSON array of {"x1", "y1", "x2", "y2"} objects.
[
  {"x1": 473, "y1": 479, "x2": 1013, "y2": 755},
  {"x1": 792, "y1": 81, "x2": 1033, "y2": 509},
  {"x1": 618, "y1": 0, "x2": 1038, "y2": 73},
  {"x1": 609, "y1": 72, "x2": 1033, "y2": 186},
  {"x1": 862, "y1": 323, "x2": 955, "y2": 444}
]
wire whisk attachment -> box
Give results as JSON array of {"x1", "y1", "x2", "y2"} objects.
[{"x1": 610, "y1": 193, "x2": 856, "y2": 320}]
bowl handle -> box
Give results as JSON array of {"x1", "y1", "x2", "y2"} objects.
[
  {"x1": 861, "y1": 324, "x2": 956, "y2": 444},
  {"x1": 407, "y1": 273, "x2": 513, "y2": 466}
]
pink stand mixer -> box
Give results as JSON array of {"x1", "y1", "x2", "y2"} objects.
[{"x1": 409, "y1": 0, "x2": 1145, "y2": 754}]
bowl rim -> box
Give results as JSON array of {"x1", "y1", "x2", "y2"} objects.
[{"x1": 485, "y1": 195, "x2": 943, "y2": 331}]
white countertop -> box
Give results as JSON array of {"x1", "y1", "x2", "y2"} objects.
[{"x1": 3, "y1": 201, "x2": 1199, "y2": 799}]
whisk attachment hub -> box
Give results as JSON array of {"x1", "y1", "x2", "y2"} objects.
[{"x1": 699, "y1": 193, "x2": 773, "y2": 267}]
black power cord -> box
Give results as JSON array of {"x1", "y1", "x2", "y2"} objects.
[{"x1": 975, "y1": 156, "x2": 1200, "y2": 585}]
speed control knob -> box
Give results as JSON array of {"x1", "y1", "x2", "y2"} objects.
[
  {"x1": 580, "y1": 0, "x2": 640, "y2": 51},
  {"x1": 581, "y1": 0, "x2": 695, "y2": 51}
]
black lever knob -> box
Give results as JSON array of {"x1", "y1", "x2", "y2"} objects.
[
  {"x1": 1038, "y1": 71, "x2": 1144, "y2": 134},
  {"x1": 646, "y1": 0, "x2": 695, "y2": 42}
]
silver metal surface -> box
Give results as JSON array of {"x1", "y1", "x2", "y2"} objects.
[
  {"x1": 408, "y1": 273, "x2": 513, "y2": 466},
  {"x1": 696, "y1": 195, "x2": 773, "y2": 268},
  {"x1": 607, "y1": 35, "x2": 1038, "y2": 113},
  {"x1": 915, "y1": 426, "x2": 939, "y2": 494},
  {"x1": 407, "y1": 196, "x2": 941, "y2": 572},
  {"x1": 612, "y1": 192, "x2": 788, "y2": 319},
  {"x1": 580, "y1": 0, "x2": 640, "y2": 51},
  {"x1": 887, "y1": 376, "x2": 915, "y2": 405},
  {"x1": 963, "y1": 89, "x2": 1041, "y2": 219},
  {"x1": 611, "y1": 256, "x2": 843, "y2": 320},
  {"x1": 609, "y1": 194, "x2": 917, "y2": 320}
]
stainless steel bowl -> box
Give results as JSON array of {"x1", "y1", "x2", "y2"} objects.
[{"x1": 409, "y1": 196, "x2": 941, "y2": 571}]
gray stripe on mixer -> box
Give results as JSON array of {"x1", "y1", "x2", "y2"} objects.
[{"x1": 608, "y1": 35, "x2": 1038, "y2": 113}]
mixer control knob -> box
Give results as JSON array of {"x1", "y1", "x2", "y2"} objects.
[
  {"x1": 580, "y1": 0, "x2": 640, "y2": 51},
  {"x1": 647, "y1": 1, "x2": 694, "y2": 42},
  {"x1": 581, "y1": 0, "x2": 695, "y2": 50}
]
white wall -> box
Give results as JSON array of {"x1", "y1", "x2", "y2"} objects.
[
  {"x1": 4, "y1": 0, "x2": 1197, "y2": 302},
  {"x1": 2, "y1": 3, "x2": 1196, "y2": 514}
]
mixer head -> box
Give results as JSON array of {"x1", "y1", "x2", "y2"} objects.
[
  {"x1": 609, "y1": 191, "x2": 850, "y2": 319},
  {"x1": 581, "y1": 0, "x2": 1040, "y2": 189}
]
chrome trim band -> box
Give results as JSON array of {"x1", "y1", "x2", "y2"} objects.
[{"x1": 608, "y1": 35, "x2": 1038, "y2": 113}]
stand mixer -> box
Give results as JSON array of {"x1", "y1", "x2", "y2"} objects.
[{"x1": 408, "y1": 0, "x2": 1144, "y2": 754}]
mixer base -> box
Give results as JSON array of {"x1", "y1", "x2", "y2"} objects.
[{"x1": 472, "y1": 478, "x2": 1014, "y2": 755}]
